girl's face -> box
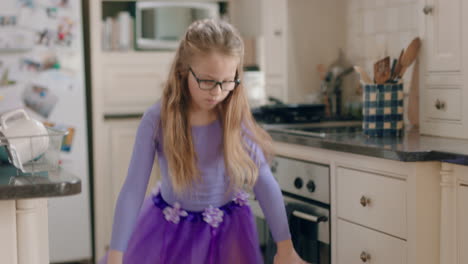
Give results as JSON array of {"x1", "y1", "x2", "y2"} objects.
[{"x1": 187, "y1": 52, "x2": 239, "y2": 113}]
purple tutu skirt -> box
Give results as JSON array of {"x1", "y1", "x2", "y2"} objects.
[{"x1": 101, "y1": 190, "x2": 263, "y2": 264}]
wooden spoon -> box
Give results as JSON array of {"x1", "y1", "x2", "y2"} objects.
[
  {"x1": 392, "y1": 49, "x2": 405, "y2": 80},
  {"x1": 373, "y1": 56, "x2": 391, "y2": 84},
  {"x1": 353, "y1": 66, "x2": 373, "y2": 84},
  {"x1": 398, "y1": 37, "x2": 421, "y2": 78}
]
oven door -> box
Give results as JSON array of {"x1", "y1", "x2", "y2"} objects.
[
  {"x1": 283, "y1": 195, "x2": 330, "y2": 264},
  {"x1": 249, "y1": 195, "x2": 330, "y2": 264}
]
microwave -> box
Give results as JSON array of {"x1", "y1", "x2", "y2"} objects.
[{"x1": 135, "y1": 1, "x2": 220, "y2": 50}]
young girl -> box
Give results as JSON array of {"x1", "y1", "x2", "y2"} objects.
[{"x1": 104, "y1": 19, "x2": 306, "y2": 264}]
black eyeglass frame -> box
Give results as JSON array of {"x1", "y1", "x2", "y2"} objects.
[{"x1": 189, "y1": 67, "x2": 241, "y2": 92}]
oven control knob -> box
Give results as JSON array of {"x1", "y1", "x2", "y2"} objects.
[
  {"x1": 294, "y1": 177, "x2": 303, "y2": 189},
  {"x1": 270, "y1": 160, "x2": 278, "y2": 173},
  {"x1": 306, "y1": 180, "x2": 316, "y2": 192}
]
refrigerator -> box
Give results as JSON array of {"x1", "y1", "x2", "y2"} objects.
[{"x1": 0, "y1": 0, "x2": 92, "y2": 262}]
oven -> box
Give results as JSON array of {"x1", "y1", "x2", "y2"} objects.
[{"x1": 250, "y1": 156, "x2": 330, "y2": 264}]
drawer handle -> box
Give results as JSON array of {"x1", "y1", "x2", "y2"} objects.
[
  {"x1": 360, "y1": 251, "x2": 371, "y2": 262},
  {"x1": 360, "y1": 196, "x2": 371, "y2": 207},
  {"x1": 435, "y1": 99, "x2": 446, "y2": 110}
]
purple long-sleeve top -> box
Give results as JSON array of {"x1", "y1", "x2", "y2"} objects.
[{"x1": 109, "y1": 102, "x2": 291, "y2": 251}]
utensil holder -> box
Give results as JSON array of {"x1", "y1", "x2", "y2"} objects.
[{"x1": 362, "y1": 83, "x2": 404, "y2": 137}]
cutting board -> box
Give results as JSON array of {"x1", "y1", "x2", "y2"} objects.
[{"x1": 407, "y1": 59, "x2": 419, "y2": 128}]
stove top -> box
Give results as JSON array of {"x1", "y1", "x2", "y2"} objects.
[
  {"x1": 253, "y1": 103, "x2": 362, "y2": 137},
  {"x1": 252, "y1": 103, "x2": 325, "y2": 124}
]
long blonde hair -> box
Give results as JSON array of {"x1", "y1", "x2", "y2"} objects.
[{"x1": 160, "y1": 19, "x2": 273, "y2": 194}]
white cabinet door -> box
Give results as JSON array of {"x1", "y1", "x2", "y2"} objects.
[
  {"x1": 424, "y1": 0, "x2": 461, "y2": 72},
  {"x1": 337, "y1": 219, "x2": 406, "y2": 264},
  {"x1": 0, "y1": 201, "x2": 17, "y2": 264},
  {"x1": 230, "y1": 0, "x2": 288, "y2": 101},
  {"x1": 108, "y1": 120, "x2": 141, "y2": 207},
  {"x1": 107, "y1": 119, "x2": 160, "y2": 208},
  {"x1": 263, "y1": 0, "x2": 287, "y2": 77},
  {"x1": 336, "y1": 167, "x2": 407, "y2": 239},
  {"x1": 101, "y1": 52, "x2": 174, "y2": 115},
  {"x1": 262, "y1": 0, "x2": 287, "y2": 101},
  {"x1": 458, "y1": 185, "x2": 468, "y2": 264},
  {"x1": 102, "y1": 119, "x2": 160, "y2": 251}
]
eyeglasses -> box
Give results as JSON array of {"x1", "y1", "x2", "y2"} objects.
[{"x1": 189, "y1": 67, "x2": 241, "y2": 92}]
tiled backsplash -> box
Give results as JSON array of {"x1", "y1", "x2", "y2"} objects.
[
  {"x1": 344, "y1": 0, "x2": 421, "y2": 125},
  {"x1": 344, "y1": 0, "x2": 420, "y2": 91}
]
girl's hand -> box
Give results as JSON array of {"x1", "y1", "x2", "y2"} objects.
[
  {"x1": 107, "y1": 250, "x2": 123, "y2": 264},
  {"x1": 274, "y1": 240, "x2": 309, "y2": 264}
]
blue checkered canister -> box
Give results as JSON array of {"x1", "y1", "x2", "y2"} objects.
[{"x1": 362, "y1": 83, "x2": 404, "y2": 137}]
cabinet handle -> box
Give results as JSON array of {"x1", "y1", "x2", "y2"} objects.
[
  {"x1": 435, "y1": 99, "x2": 446, "y2": 110},
  {"x1": 360, "y1": 251, "x2": 371, "y2": 262},
  {"x1": 423, "y1": 5, "x2": 434, "y2": 15},
  {"x1": 360, "y1": 196, "x2": 371, "y2": 207},
  {"x1": 274, "y1": 30, "x2": 282, "y2": 36}
]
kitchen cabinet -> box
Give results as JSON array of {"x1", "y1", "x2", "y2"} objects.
[
  {"x1": 0, "y1": 199, "x2": 49, "y2": 264},
  {"x1": 423, "y1": 0, "x2": 461, "y2": 72},
  {"x1": 273, "y1": 142, "x2": 441, "y2": 264},
  {"x1": 420, "y1": 0, "x2": 468, "y2": 139},
  {"x1": 229, "y1": 0, "x2": 288, "y2": 101},
  {"x1": 337, "y1": 219, "x2": 406, "y2": 264},
  {"x1": 96, "y1": 119, "x2": 160, "y2": 259},
  {"x1": 0, "y1": 201, "x2": 17, "y2": 264},
  {"x1": 261, "y1": 0, "x2": 288, "y2": 101},
  {"x1": 100, "y1": 52, "x2": 173, "y2": 115},
  {"x1": 439, "y1": 163, "x2": 468, "y2": 264},
  {"x1": 89, "y1": 0, "x2": 170, "y2": 259},
  {"x1": 336, "y1": 167, "x2": 407, "y2": 239},
  {"x1": 458, "y1": 184, "x2": 468, "y2": 264}
]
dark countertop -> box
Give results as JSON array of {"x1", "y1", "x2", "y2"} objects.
[
  {"x1": 267, "y1": 128, "x2": 468, "y2": 166},
  {"x1": 0, "y1": 167, "x2": 81, "y2": 200}
]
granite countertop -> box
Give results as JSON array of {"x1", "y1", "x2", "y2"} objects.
[
  {"x1": 0, "y1": 167, "x2": 81, "y2": 200},
  {"x1": 268, "y1": 128, "x2": 468, "y2": 166}
]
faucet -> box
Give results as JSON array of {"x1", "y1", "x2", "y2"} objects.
[{"x1": 332, "y1": 66, "x2": 354, "y2": 117}]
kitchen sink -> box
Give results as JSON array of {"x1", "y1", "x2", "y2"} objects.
[{"x1": 263, "y1": 121, "x2": 362, "y2": 138}]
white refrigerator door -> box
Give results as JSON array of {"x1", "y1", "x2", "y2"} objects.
[{"x1": 46, "y1": 0, "x2": 92, "y2": 261}]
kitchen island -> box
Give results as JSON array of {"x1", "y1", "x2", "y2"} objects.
[{"x1": 0, "y1": 169, "x2": 81, "y2": 264}]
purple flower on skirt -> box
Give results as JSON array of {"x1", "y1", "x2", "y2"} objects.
[
  {"x1": 202, "y1": 205, "x2": 224, "y2": 228},
  {"x1": 163, "y1": 202, "x2": 188, "y2": 224},
  {"x1": 233, "y1": 190, "x2": 249, "y2": 206}
]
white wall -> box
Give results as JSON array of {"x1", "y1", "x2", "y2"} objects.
[
  {"x1": 287, "y1": 0, "x2": 421, "y2": 114},
  {"x1": 287, "y1": 0, "x2": 346, "y2": 103}
]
